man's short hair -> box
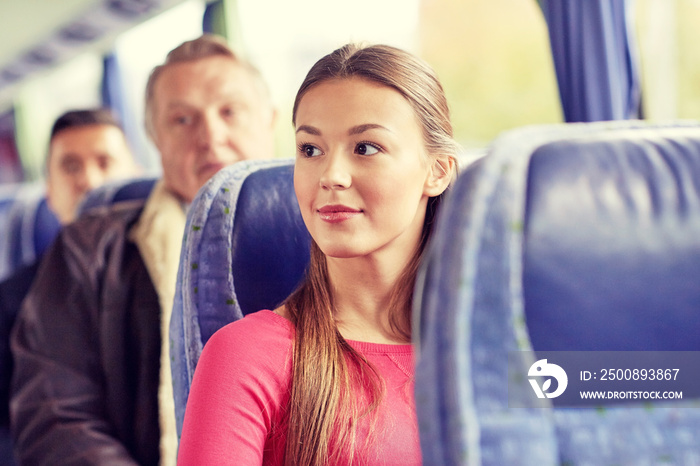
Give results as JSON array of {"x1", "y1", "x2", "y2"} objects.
[
  {"x1": 51, "y1": 108, "x2": 123, "y2": 141},
  {"x1": 144, "y1": 34, "x2": 269, "y2": 138},
  {"x1": 47, "y1": 108, "x2": 126, "y2": 173}
]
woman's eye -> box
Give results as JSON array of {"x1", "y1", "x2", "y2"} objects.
[
  {"x1": 300, "y1": 144, "x2": 322, "y2": 157},
  {"x1": 356, "y1": 142, "x2": 380, "y2": 156}
]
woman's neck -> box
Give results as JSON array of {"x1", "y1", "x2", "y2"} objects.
[{"x1": 326, "y1": 252, "x2": 411, "y2": 344}]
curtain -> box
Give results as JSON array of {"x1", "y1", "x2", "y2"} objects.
[
  {"x1": 101, "y1": 54, "x2": 128, "y2": 123},
  {"x1": 203, "y1": 0, "x2": 226, "y2": 35},
  {"x1": 539, "y1": 0, "x2": 643, "y2": 122}
]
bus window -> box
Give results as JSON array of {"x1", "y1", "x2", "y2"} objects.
[
  {"x1": 13, "y1": 54, "x2": 103, "y2": 181},
  {"x1": 108, "y1": 0, "x2": 205, "y2": 173},
  {"x1": 0, "y1": 0, "x2": 205, "y2": 181},
  {"x1": 235, "y1": 0, "x2": 561, "y2": 160},
  {"x1": 636, "y1": 0, "x2": 700, "y2": 120},
  {"x1": 235, "y1": 0, "x2": 421, "y2": 159},
  {"x1": 419, "y1": 0, "x2": 562, "y2": 149}
]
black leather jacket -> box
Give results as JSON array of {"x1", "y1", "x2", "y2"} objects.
[{"x1": 10, "y1": 201, "x2": 161, "y2": 465}]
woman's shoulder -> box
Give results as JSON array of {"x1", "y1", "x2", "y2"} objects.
[
  {"x1": 201, "y1": 310, "x2": 294, "y2": 367},
  {"x1": 220, "y1": 309, "x2": 293, "y2": 336},
  {"x1": 182, "y1": 310, "x2": 294, "y2": 461}
]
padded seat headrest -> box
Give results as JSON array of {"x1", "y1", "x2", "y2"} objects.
[{"x1": 524, "y1": 131, "x2": 700, "y2": 350}]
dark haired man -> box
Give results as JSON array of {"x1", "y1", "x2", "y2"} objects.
[
  {"x1": 46, "y1": 108, "x2": 137, "y2": 224},
  {"x1": 0, "y1": 108, "x2": 136, "y2": 465}
]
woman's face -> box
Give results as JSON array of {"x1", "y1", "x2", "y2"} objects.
[{"x1": 293, "y1": 77, "x2": 439, "y2": 263}]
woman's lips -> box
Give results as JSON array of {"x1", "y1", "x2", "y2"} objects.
[{"x1": 317, "y1": 205, "x2": 362, "y2": 223}]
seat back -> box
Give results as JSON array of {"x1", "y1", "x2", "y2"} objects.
[
  {"x1": 414, "y1": 121, "x2": 700, "y2": 465},
  {"x1": 523, "y1": 133, "x2": 700, "y2": 351},
  {"x1": 0, "y1": 185, "x2": 21, "y2": 272},
  {"x1": 0, "y1": 184, "x2": 20, "y2": 228},
  {"x1": 78, "y1": 176, "x2": 158, "y2": 213},
  {"x1": 0, "y1": 183, "x2": 60, "y2": 282},
  {"x1": 0, "y1": 176, "x2": 157, "y2": 282},
  {"x1": 170, "y1": 158, "x2": 310, "y2": 436}
]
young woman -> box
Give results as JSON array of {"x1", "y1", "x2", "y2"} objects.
[{"x1": 177, "y1": 43, "x2": 458, "y2": 465}]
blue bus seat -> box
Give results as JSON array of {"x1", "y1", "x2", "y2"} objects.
[
  {"x1": 414, "y1": 120, "x2": 700, "y2": 465},
  {"x1": 0, "y1": 176, "x2": 158, "y2": 282},
  {"x1": 0, "y1": 184, "x2": 21, "y2": 229},
  {"x1": 78, "y1": 175, "x2": 158, "y2": 214},
  {"x1": 0, "y1": 183, "x2": 61, "y2": 283},
  {"x1": 170, "y1": 158, "x2": 310, "y2": 437},
  {"x1": 0, "y1": 185, "x2": 21, "y2": 275}
]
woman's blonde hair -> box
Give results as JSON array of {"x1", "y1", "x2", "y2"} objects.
[{"x1": 284, "y1": 43, "x2": 458, "y2": 465}]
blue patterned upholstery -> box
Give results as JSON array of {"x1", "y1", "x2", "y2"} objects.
[
  {"x1": 170, "y1": 159, "x2": 310, "y2": 437},
  {"x1": 414, "y1": 121, "x2": 700, "y2": 465}
]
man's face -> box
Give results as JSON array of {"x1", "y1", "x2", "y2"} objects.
[
  {"x1": 150, "y1": 55, "x2": 276, "y2": 203},
  {"x1": 47, "y1": 124, "x2": 136, "y2": 224}
]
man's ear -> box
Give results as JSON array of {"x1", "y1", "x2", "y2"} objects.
[{"x1": 424, "y1": 155, "x2": 455, "y2": 197}]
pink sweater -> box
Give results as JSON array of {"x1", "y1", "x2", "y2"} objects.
[{"x1": 177, "y1": 310, "x2": 421, "y2": 465}]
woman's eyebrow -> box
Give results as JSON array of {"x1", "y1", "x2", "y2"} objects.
[
  {"x1": 295, "y1": 123, "x2": 392, "y2": 136},
  {"x1": 295, "y1": 125, "x2": 321, "y2": 135},
  {"x1": 348, "y1": 123, "x2": 391, "y2": 135}
]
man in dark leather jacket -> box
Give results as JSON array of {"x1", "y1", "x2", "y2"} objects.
[
  {"x1": 0, "y1": 109, "x2": 138, "y2": 466},
  {"x1": 10, "y1": 34, "x2": 276, "y2": 465}
]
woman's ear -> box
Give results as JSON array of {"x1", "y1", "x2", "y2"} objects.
[{"x1": 424, "y1": 155, "x2": 455, "y2": 197}]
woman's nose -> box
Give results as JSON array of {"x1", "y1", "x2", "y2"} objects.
[{"x1": 319, "y1": 152, "x2": 352, "y2": 190}]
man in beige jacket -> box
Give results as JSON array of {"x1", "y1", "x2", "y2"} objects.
[{"x1": 10, "y1": 34, "x2": 276, "y2": 465}]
